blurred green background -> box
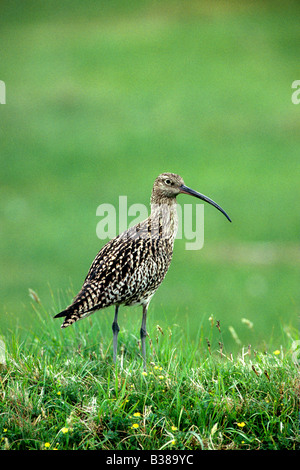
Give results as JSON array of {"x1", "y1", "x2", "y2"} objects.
[{"x1": 1, "y1": 0, "x2": 299, "y2": 351}]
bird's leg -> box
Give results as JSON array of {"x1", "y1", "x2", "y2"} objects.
[
  {"x1": 112, "y1": 305, "x2": 119, "y2": 363},
  {"x1": 140, "y1": 304, "x2": 148, "y2": 369}
]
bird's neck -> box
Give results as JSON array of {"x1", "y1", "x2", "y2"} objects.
[{"x1": 149, "y1": 198, "x2": 178, "y2": 243}]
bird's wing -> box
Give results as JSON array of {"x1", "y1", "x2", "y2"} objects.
[{"x1": 54, "y1": 229, "x2": 161, "y2": 328}]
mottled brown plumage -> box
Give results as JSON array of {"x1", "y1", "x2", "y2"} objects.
[{"x1": 55, "y1": 173, "x2": 231, "y2": 365}]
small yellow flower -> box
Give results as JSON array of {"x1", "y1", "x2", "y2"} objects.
[
  {"x1": 61, "y1": 427, "x2": 69, "y2": 434},
  {"x1": 236, "y1": 422, "x2": 246, "y2": 428},
  {"x1": 44, "y1": 442, "x2": 51, "y2": 448},
  {"x1": 3, "y1": 429, "x2": 7, "y2": 433},
  {"x1": 154, "y1": 365, "x2": 159, "y2": 370},
  {"x1": 171, "y1": 439, "x2": 176, "y2": 445},
  {"x1": 141, "y1": 371, "x2": 148, "y2": 376},
  {"x1": 171, "y1": 426, "x2": 178, "y2": 431},
  {"x1": 133, "y1": 412, "x2": 141, "y2": 417},
  {"x1": 131, "y1": 423, "x2": 139, "y2": 429},
  {"x1": 158, "y1": 375, "x2": 164, "y2": 380},
  {"x1": 57, "y1": 391, "x2": 61, "y2": 396},
  {"x1": 273, "y1": 350, "x2": 280, "y2": 355}
]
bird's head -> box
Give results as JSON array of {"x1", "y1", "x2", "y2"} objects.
[
  {"x1": 151, "y1": 172, "x2": 231, "y2": 222},
  {"x1": 152, "y1": 173, "x2": 185, "y2": 200}
]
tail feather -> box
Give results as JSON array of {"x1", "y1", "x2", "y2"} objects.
[
  {"x1": 54, "y1": 300, "x2": 102, "y2": 328},
  {"x1": 54, "y1": 302, "x2": 82, "y2": 328},
  {"x1": 54, "y1": 308, "x2": 70, "y2": 319}
]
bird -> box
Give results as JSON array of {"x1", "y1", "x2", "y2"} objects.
[{"x1": 54, "y1": 173, "x2": 231, "y2": 366}]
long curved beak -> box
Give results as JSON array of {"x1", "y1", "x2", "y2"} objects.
[{"x1": 179, "y1": 185, "x2": 232, "y2": 222}]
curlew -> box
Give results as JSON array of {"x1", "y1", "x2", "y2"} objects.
[{"x1": 54, "y1": 173, "x2": 231, "y2": 366}]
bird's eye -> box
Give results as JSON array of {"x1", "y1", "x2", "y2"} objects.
[{"x1": 165, "y1": 179, "x2": 171, "y2": 185}]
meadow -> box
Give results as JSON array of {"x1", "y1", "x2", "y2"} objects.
[
  {"x1": 0, "y1": 300, "x2": 299, "y2": 450},
  {"x1": 0, "y1": 0, "x2": 299, "y2": 451}
]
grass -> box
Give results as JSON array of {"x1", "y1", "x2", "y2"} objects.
[{"x1": 0, "y1": 298, "x2": 299, "y2": 451}]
